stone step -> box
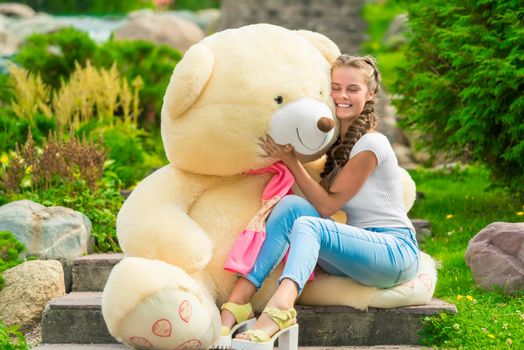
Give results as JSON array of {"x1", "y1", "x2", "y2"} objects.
[
  {"x1": 34, "y1": 345, "x2": 426, "y2": 350},
  {"x1": 41, "y1": 292, "x2": 456, "y2": 346},
  {"x1": 72, "y1": 254, "x2": 123, "y2": 292}
]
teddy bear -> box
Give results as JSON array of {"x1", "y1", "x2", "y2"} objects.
[{"x1": 101, "y1": 23, "x2": 436, "y2": 350}]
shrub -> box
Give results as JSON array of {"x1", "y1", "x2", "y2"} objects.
[
  {"x1": 0, "y1": 231, "x2": 26, "y2": 290},
  {"x1": 96, "y1": 40, "x2": 182, "y2": 128},
  {"x1": 14, "y1": 28, "x2": 97, "y2": 88},
  {"x1": 102, "y1": 123, "x2": 150, "y2": 188},
  {"x1": 0, "y1": 112, "x2": 56, "y2": 153},
  {"x1": 0, "y1": 129, "x2": 106, "y2": 194},
  {"x1": 4, "y1": 61, "x2": 157, "y2": 188},
  {"x1": 172, "y1": 0, "x2": 220, "y2": 10},
  {"x1": 0, "y1": 320, "x2": 29, "y2": 350},
  {"x1": 14, "y1": 28, "x2": 182, "y2": 128},
  {"x1": 394, "y1": 0, "x2": 524, "y2": 191},
  {"x1": 12, "y1": 0, "x2": 153, "y2": 15},
  {"x1": 7, "y1": 62, "x2": 142, "y2": 128}
]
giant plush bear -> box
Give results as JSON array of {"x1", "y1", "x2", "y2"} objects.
[{"x1": 102, "y1": 24, "x2": 436, "y2": 350}]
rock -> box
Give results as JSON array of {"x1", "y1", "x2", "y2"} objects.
[
  {"x1": 0, "y1": 200, "x2": 93, "y2": 291},
  {"x1": 383, "y1": 13, "x2": 408, "y2": 50},
  {"x1": 196, "y1": 8, "x2": 221, "y2": 34},
  {"x1": 114, "y1": 12, "x2": 204, "y2": 52},
  {"x1": 375, "y1": 89, "x2": 415, "y2": 167},
  {"x1": 392, "y1": 142, "x2": 417, "y2": 169},
  {"x1": 0, "y1": 3, "x2": 36, "y2": 18},
  {"x1": 411, "y1": 218, "x2": 432, "y2": 244},
  {"x1": 0, "y1": 14, "x2": 20, "y2": 56},
  {"x1": 5, "y1": 13, "x2": 65, "y2": 41},
  {"x1": 0, "y1": 260, "x2": 65, "y2": 331},
  {"x1": 465, "y1": 222, "x2": 524, "y2": 295}
]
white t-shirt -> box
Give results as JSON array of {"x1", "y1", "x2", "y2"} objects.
[{"x1": 341, "y1": 132, "x2": 414, "y2": 229}]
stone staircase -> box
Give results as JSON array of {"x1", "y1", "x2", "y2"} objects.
[{"x1": 34, "y1": 254, "x2": 456, "y2": 349}]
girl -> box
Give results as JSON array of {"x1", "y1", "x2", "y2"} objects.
[{"x1": 221, "y1": 55, "x2": 420, "y2": 349}]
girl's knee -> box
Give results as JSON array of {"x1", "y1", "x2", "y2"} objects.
[{"x1": 290, "y1": 216, "x2": 322, "y2": 241}]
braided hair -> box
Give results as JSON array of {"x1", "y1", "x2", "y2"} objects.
[{"x1": 320, "y1": 55, "x2": 381, "y2": 191}]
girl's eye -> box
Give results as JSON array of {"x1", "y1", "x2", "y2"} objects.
[{"x1": 274, "y1": 96, "x2": 283, "y2": 104}]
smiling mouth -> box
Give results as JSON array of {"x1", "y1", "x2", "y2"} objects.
[{"x1": 296, "y1": 128, "x2": 328, "y2": 151}]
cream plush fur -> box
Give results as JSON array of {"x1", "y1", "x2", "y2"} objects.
[{"x1": 101, "y1": 24, "x2": 435, "y2": 350}]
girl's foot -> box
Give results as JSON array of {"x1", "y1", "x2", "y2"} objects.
[
  {"x1": 235, "y1": 304, "x2": 296, "y2": 340},
  {"x1": 219, "y1": 302, "x2": 254, "y2": 335}
]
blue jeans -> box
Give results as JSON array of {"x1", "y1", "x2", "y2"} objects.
[{"x1": 243, "y1": 195, "x2": 420, "y2": 294}]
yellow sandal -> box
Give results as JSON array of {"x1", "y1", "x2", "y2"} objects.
[
  {"x1": 231, "y1": 306, "x2": 298, "y2": 350},
  {"x1": 211, "y1": 302, "x2": 256, "y2": 349}
]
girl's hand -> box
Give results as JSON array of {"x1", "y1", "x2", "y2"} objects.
[{"x1": 258, "y1": 135, "x2": 296, "y2": 163}]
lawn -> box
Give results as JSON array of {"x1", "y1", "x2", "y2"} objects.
[{"x1": 408, "y1": 165, "x2": 523, "y2": 349}]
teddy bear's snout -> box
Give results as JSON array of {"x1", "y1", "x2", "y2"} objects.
[{"x1": 317, "y1": 117, "x2": 335, "y2": 133}]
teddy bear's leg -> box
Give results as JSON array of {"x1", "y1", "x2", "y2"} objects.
[
  {"x1": 116, "y1": 166, "x2": 214, "y2": 273},
  {"x1": 102, "y1": 257, "x2": 220, "y2": 350}
]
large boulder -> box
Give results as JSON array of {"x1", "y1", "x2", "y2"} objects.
[
  {"x1": 114, "y1": 11, "x2": 204, "y2": 52},
  {"x1": 465, "y1": 222, "x2": 524, "y2": 295},
  {"x1": 0, "y1": 14, "x2": 20, "y2": 56},
  {"x1": 0, "y1": 3, "x2": 35, "y2": 18},
  {"x1": 0, "y1": 200, "x2": 93, "y2": 291},
  {"x1": 0, "y1": 260, "x2": 65, "y2": 331}
]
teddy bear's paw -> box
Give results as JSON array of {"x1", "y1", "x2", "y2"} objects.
[{"x1": 116, "y1": 288, "x2": 216, "y2": 350}]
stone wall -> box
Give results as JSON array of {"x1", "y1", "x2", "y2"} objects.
[{"x1": 218, "y1": 0, "x2": 367, "y2": 55}]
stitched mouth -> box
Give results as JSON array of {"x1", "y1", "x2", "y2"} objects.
[{"x1": 296, "y1": 128, "x2": 328, "y2": 151}]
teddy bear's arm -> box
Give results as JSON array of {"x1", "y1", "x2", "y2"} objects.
[{"x1": 116, "y1": 165, "x2": 214, "y2": 273}]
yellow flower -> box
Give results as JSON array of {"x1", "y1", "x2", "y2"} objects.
[
  {"x1": 446, "y1": 214, "x2": 454, "y2": 219},
  {"x1": 0, "y1": 153, "x2": 8, "y2": 165},
  {"x1": 516, "y1": 211, "x2": 524, "y2": 216},
  {"x1": 466, "y1": 295, "x2": 474, "y2": 301},
  {"x1": 488, "y1": 334, "x2": 495, "y2": 339},
  {"x1": 457, "y1": 295, "x2": 463, "y2": 300}
]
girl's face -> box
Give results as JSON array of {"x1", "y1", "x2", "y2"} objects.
[{"x1": 330, "y1": 66, "x2": 374, "y2": 124}]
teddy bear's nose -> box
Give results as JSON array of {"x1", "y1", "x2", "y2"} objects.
[{"x1": 317, "y1": 117, "x2": 335, "y2": 133}]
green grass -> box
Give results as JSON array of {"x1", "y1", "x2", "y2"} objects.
[{"x1": 408, "y1": 165, "x2": 523, "y2": 348}]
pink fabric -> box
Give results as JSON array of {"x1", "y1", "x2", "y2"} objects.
[
  {"x1": 224, "y1": 162, "x2": 294, "y2": 274},
  {"x1": 224, "y1": 162, "x2": 315, "y2": 281}
]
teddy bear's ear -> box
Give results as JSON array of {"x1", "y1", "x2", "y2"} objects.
[
  {"x1": 162, "y1": 43, "x2": 214, "y2": 119},
  {"x1": 296, "y1": 30, "x2": 341, "y2": 65}
]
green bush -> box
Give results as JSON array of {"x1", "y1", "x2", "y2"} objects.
[
  {"x1": 14, "y1": 28, "x2": 182, "y2": 128},
  {"x1": 12, "y1": 0, "x2": 153, "y2": 15},
  {"x1": 96, "y1": 40, "x2": 183, "y2": 128},
  {"x1": 0, "y1": 320, "x2": 29, "y2": 350},
  {"x1": 0, "y1": 112, "x2": 56, "y2": 153},
  {"x1": 393, "y1": 0, "x2": 524, "y2": 191},
  {"x1": 102, "y1": 123, "x2": 150, "y2": 188},
  {"x1": 14, "y1": 28, "x2": 97, "y2": 88},
  {"x1": 172, "y1": 0, "x2": 221, "y2": 11},
  {"x1": 0, "y1": 231, "x2": 26, "y2": 290}
]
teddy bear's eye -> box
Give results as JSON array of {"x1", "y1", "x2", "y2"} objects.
[
  {"x1": 319, "y1": 90, "x2": 324, "y2": 96},
  {"x1": 274, "y1": 96, "x2": 283, "y2": 104}
]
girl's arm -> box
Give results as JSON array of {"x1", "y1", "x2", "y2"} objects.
[{"x1": 260, "y1": 136, "x2": 377, "y2": 217}]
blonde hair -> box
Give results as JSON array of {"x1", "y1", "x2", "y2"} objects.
[{"x1": 320, "y1": 54, "x2": 381, "y2": 190}]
